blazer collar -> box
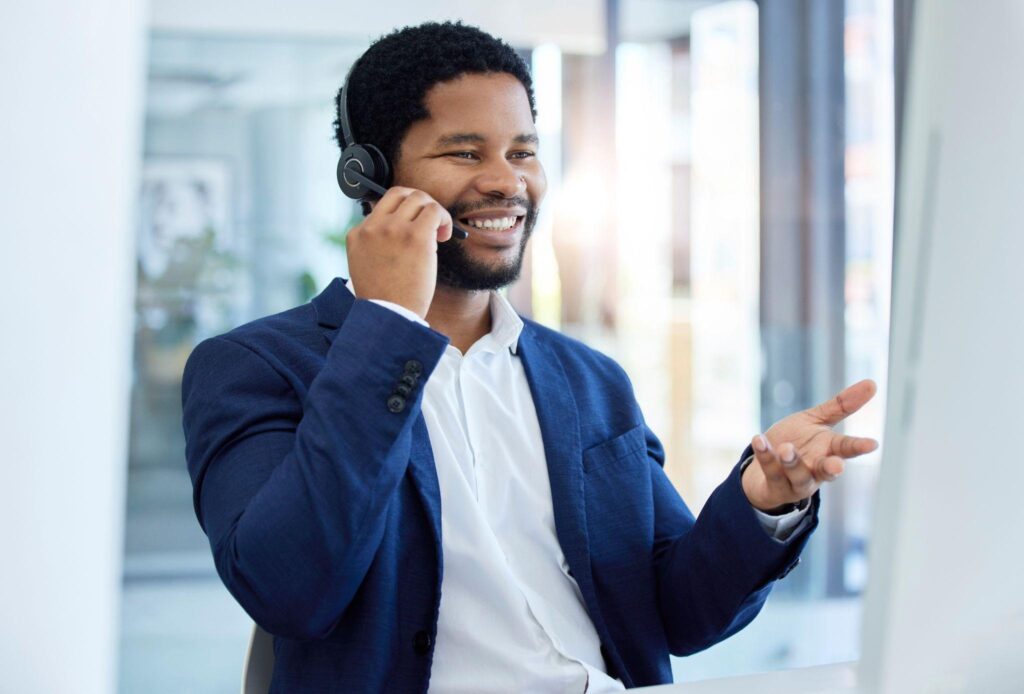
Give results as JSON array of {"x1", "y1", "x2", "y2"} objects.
[{"x1": 311, "y1": 277, "x2": 355, "y2": 330}]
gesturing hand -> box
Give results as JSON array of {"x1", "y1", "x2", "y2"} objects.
[{"x1": 741, "y1": 379, "x2": 880, "y2": 513}]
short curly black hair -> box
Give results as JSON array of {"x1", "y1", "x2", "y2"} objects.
[{"x1": 333, "y1": 21, "x2": 536, "y2": 174}]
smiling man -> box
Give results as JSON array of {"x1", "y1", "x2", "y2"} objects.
[{"x1": 181, "y1": 21, "x2": 878, "y2": 693}]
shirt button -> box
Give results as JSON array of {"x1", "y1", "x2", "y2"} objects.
[
  {"x1": 387, "y1": 394, "x2": 406, "y2": 413},
  {"x1": 404, "y1": 360, "x2": 423, "y2": 376},
  {"x1": 413, "y1": 630, "x2": 432, "y2": 654}
]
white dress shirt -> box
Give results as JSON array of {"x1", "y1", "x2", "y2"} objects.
[{"x1": 348, "y1": 282, "x2": 806, "y2": 693}]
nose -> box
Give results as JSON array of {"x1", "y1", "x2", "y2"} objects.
[{"x1": 473, "y1": 158, "x2": 527, "y2": 198}]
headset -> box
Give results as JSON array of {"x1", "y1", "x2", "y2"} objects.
[{"x1": 336, "y1": 60, "x2": 469, "y2": 239}]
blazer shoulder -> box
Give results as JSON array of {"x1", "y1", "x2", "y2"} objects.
[
  {"x1": 185, "y1": 301, "x2": 324, "y2": 391},
  {"x1": 221, "y1": 302, "x2": 319, "y2": 348}
]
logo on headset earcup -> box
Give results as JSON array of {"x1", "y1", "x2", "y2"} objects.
[{"x1": 337, "y1": 144, "x2": 391, "y2": 200}]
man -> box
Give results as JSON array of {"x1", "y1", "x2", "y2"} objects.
[{"x1": 181, "y1": 21, "x2": 878, "y2": 693}]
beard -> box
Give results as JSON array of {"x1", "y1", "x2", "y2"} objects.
[{"x1": 436, "y1": 196, "x2": 538, "y2": 291}]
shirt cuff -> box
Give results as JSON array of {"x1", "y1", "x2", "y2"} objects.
[
  {"x1": 367, "y1": 299, "x2": 430, "y2": 328},
  {"x1": 346, "y1": 277, "x2": 430, "y2": 327},
  {"x1": 752, "y1": 503, "x2": 810, "y2": 542}
]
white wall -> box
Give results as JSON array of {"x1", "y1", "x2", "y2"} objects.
[
  {"x1": 149, "y1": 0, "x2": 606, "y2": 53},
  {"x1": 860, "y1": 1, "x2": 1024, "y2": 691},
  {"x1": 0, "y1": 2, "x2": 146, "y2": 691}
]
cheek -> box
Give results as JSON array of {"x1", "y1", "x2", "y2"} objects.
[{"x1": 529, "y1": 164, "x2": 548, "y2": 202}]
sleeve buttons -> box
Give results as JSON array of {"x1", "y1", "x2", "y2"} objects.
[
  {"x1": 387, "y1": 360, "x2": 423, "y2": 413},
  {"x1": 387, "y1": 394, "x2": 406, "y2": 413}
]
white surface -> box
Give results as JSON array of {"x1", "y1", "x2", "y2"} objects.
[
  {"x1": 149, "y1": 0, "x2": 605, "y2": 54},
  {"x1": 639, "y1": 662, "x2": 858, "y2": 693},
  {"x1": 859, "y1": 1, "x2": 1024, "y2": 692},
  {"x1": 0, "y1": 1, "x2": 145, "y2": 692}
]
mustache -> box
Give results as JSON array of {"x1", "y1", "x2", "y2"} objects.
[{"x1": 448, "y1": 197, "x2": 533, "y2": 217}]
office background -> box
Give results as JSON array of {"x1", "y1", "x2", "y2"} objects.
[{"x1": 1, "y1": 1, "x2": 900, "y2": 692}]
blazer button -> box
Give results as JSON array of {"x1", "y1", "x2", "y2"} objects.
[
  {"x1": 399, "y1": 373, "x2": 418, "y2": 388},
  {"x1": 404, "y1": 360, "x2": 423, "y2": 377},
  {"x1": 413, "y1": 630, "x2": 432, "y2": 654},
  {"x1": 395, "y1": 383, "x2": 412, "y2": 397},
  {"x1": 387, "y1": 394, "x2": 406, "y2": 413}
]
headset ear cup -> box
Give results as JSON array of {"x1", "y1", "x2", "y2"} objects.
[
  {"x1": 337, "y1": 144, "x2": 392, "y2": 200},
  {"x1": 337, "y1": 145, "x2": 371, "y2": 200},
  {"x1": 363, "y1": 144, "x2": 391, "y2": 190}
]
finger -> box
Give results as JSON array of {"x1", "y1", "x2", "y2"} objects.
[
  {"x1": 829, "y1": 434, "x2": 879, "y2": 458},
  {"x1": 777, "y1": 442, "x2": 815, "y2": 495},
  {"x1": 810, "y1": 379, "x2": 877, "y2": 426},
  {"x1": 395, "y1": 190, "x2": 437, "y2": 221},
  {"x1": 373, "y1": 186, "x2": 418, "y2": 215},
  {"x1": 813, "y1": 455, "x2": 845, "y2": 483},
  {"x1": 410, "y1": 200, "x2": 453, "y2": 243},
  {"x1": 751, "y1": 434, "x2": 786, "y2": 484}
]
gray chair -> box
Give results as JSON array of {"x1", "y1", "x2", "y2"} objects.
[{"x1": 241, "y1": 623, "x2": 275, "y2": 694}]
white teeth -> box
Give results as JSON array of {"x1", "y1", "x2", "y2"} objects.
[{"x1": 466, "y1": 216, "x2": 517, "y2": 230}]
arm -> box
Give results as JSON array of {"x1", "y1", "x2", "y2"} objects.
[
  {"x1": 182, "y1": 300, "x2": 447, "y2": 639},
  {"x1": 650, "y1": 432, "x2": 818, "y2": 656},
  {"x1": 652, "y1": 379, "x2": 879, "y2": 654}
]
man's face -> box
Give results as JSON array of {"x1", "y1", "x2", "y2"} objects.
[{"x1": 392, "y1": 72, "x2": 547, "y2": 291}]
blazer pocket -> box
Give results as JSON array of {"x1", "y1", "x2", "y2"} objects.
[{"x1": 582, "y1": 424, "x2": 646, "y2": 473}]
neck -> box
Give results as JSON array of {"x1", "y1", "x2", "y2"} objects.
[{"x1": 426, "y1": 284, "x2": 492, "y2": 354}]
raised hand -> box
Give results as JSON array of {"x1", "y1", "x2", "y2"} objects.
[
  {"x1": 741, "y1": 379, "x2": 880, "y2": 512},
  {"x1": 346, "y1": 186, "x2": 454, "y2": 319}
]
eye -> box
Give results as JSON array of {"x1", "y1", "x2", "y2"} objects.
[
  {"x1": 446, "y1": 151, "x2": 478, "y2": 160},
  {"x1": 509, "y1": 151, "x2": 536, "y2": 160}
]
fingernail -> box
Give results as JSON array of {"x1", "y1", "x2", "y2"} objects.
[
  {"x1": 754, "y1": 435, "x2": 767, "y2": 452},
  {"x1": 782, "y1": 447, "x2": 796, "y2": 464}
]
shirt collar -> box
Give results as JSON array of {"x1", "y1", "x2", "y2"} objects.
[
  {"x1": 487, "y1": 289, "x2": 524, "y2": 356},
  {"x1": 343, "y1": 278, "x2": 523, "y2": 355}
]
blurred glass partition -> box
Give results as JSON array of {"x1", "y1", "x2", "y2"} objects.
[
  {"x1": 596, "y1": 0, "x2": 894, "y2": 682},
  {"x1": 122, "y1": 32, "x2": 366, "y2": 692}
]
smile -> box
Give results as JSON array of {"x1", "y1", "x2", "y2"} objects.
[{"x1": 460, "y1": 215, "x2": 523, "y2": 231}]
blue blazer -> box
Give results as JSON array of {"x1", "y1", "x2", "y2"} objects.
[{"x1": 181, "y1": 278, "x2": 817, "y2": 692}]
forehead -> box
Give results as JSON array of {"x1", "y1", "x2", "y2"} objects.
[{"x1": 405, "y1": 72, "x2": 536, "y2": 147}]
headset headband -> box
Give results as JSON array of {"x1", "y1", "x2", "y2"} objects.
[{"x1": 339, "y1": 60, "x2": 359, "y2": 149}]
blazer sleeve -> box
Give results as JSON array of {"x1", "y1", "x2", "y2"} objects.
[
  {"x1": 181, "y1": 300, "x2": 449, "y2": 640},
  {"x1": 648, "y1": 429, "x2": 819, "y2": 656}
]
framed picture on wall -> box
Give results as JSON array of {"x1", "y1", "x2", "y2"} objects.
[{"x1": 137, "y1": 157, "x2": 233, "y2": 285}]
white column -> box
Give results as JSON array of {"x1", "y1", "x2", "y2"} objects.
[{"x1": 0, "y1": 2, "x2": 146, "y2": 692}]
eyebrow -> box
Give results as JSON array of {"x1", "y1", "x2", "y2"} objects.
[{"x1": 434, "y1": 132, "x2": 540, "y2": 147}]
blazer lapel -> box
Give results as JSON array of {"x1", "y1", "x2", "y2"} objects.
[{"x1": 517, "y1": 326, "x2": 605, "y2": 630}]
